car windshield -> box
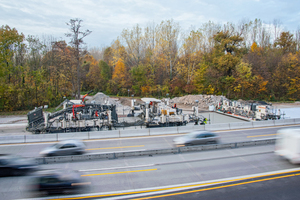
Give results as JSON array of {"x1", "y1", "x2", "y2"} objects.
[
  {"x1": 185, "y1": 133, "x2": 199, "y2": 138},
  {"x1": 51, "y1": 143, "x2": 63, "y2": 149}
]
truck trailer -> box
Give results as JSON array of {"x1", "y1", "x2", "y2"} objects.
[{"x1": 275, "y1": 128, "x2": 300, "y2": 164}]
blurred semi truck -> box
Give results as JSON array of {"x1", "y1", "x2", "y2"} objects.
[{"x1": 275, "y1": 128, "x2": 300, "y2": 164}]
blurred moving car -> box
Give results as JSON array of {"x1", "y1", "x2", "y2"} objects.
[
  {"x1": 0, "y1": 154, "x2": 37, "y2": 176},
  {"x1": 39, "y1": 140, "x2": 86, "y2": 157},
  {"x1": 33, "y1": 169, "x2": 90, "y2": 195},
  {"x1": 173, "y1": 131, "x2": 220, "y2": 146}
]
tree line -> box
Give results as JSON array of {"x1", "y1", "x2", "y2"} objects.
[{"x1": 1, "y1": 18, "x2": 300, "y2": 111}]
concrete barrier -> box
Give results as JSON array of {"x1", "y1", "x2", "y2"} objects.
[
  {"x1": 177, "y1": 125, "x2": 205, "y2": 134},
  {"x1": 205, "y1": 123, "x2": 230, "y2": 131},
  {"x1": 88, "y1": 130, "x2": 120, "y2": 139},
  {"x1": 35, "y1": 138, "x2": 276, "y2": 164},
  {"x1": 149, "y1": 127, "x2": 178, "y2": 135},
  {"x1": 229, "y1": 122, "x2": 253, "y2": 130},
  {"x1": 252, "y1": 120, "x2": 275, "y2": 128},
  {"x1": 24, "y1": 134, "x2": 57, "y2": 143},
  {"x1": 278, "y1": 118, "x2": 297, "y2": 125},
  {"x1": 57, "y1": 132, "x2": 88, "y2": 140}
]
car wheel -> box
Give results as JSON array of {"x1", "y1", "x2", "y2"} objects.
[{"x1": 74, "y1": 151, "x2": 82, "y2": 155}]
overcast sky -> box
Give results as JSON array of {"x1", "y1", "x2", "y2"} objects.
[{"x1": 1, "y1": 0, "x2": 300, "y2": 49}]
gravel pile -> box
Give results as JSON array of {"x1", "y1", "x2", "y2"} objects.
[
  {"x1": 171, "y1": 95, "x2": 227, "y2": 108},
  {"x1": 87, "y1": 93, "x2": 131, "y2": 114},
  {"x1": 87, "y1": 93, "x2": 228, "y2": 111},
  {"x1": 87, "y1": 92, "x2": 119, "y2": 106}
]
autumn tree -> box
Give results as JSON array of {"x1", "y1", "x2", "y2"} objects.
[
  {"x1": 82, "y1": 54, "x2": 99, "y2": 91},
  {"x1": 177, "y1": 30, "x2": 204, "y2": 85},
  {"x1": 210, "y1": 30, "x2": 243, "y2": 96},
  {"x1": 272, "y1": 53, "x2": 300, "y2": 100},
  {"x1": 0, "y1": 25, "x2": 24, "y2": 110},
  {"x1": 130, "y1": 64, "x2": 147, "y2": 95},
  {"x1": 233, "y1": 62, "x2": 255, "y2": 98},
  {"x1": 112, "y1": 59, "x2": 130, "y2": 95},
  {"x1": 274, "y1": 31, "x2": 296, "y2": 54},
  {"x1": 41, "y1": 41, "x2": 75, "y2": 105},
  {"x1": 99, "y1": 60, "x2": 111, "y2": 92},
  {"x1": 110, "y1": 39, "x2": 127, "y2": 67},
  {"x1": 244, "y1": 42, "x2": 270, "y2": 80}
]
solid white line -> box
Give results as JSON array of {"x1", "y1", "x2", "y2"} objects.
[
  {"x1": 251, "y1": 137, "x2": 276, "y2": 141},
  {"x1": 88, "y1": 149, "x2": 147, "y2": 154}
]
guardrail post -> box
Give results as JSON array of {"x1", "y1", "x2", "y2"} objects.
[
  {"x1": 24, "y1": 135, "x2": 26, "y2": 143},
  {"x1": 235, "y1": 143, "x2": 238, "y2": 148},
  {"x1": 119, "y1": 130, "x2": 120, "y2": 138},
  {"x1": 56, "y1": 133, "x2": 58, "y2": 141},
  {"x1": 178, "y1": 147, "x2": 181, "y2": 154}
]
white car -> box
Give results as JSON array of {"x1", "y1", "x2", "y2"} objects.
[
  {"x1": 173, "y1": 131, "x2": 220, "y2": 146},
  {"x1": 40, "y1": 140, "x2": 86, "y2": 157}
]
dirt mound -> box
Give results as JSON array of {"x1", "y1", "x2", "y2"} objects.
[{"x1": 118, "y1": 98, "x2": 144, "y2": 107}]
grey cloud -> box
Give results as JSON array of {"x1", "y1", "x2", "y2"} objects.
[{"x1": 1, "y1": 0, "x2": 300, "y2": 47}]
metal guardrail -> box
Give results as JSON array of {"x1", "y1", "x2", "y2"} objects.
[{"x1": 35, "y1": 138, "x2": 276, "y2": 164}]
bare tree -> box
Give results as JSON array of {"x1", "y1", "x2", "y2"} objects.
[
  {"x1": 121, "y1": 24, "x2": 144, "y2": 67},
  {"x1": 88, "y1": 46, "x2": 106, "y2": 61},
  {"x1": 156, "y1": 19, "x2": 181, "y2": 80},
  {"x1": 65, "y1": 18, "x2": 92, "y2": 99},
  {"x1": 273, "y1": 19, "x2": 282, "y2": 42}
]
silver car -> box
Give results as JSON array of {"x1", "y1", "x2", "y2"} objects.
[
  {"x1": 40, "y1": 140, "x2": 86, "y2": 157},
  {"x1": 173, "y1": 131, "x2": 220, "y2": 146}
]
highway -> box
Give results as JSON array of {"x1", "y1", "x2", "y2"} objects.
[
  {"x1": 0, "y1": 125, "x2": 292, "y2": 157},
  {"x1": 1, "y1": 145, "x2": 299, "y2": 200},
  {"x1": 0, "y1": 125, "x2": 299, "y2": 199}
]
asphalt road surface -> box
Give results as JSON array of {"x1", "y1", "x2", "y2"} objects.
[
  {"x1": 0, "y1": 125, "x2": 299, "y2": 200},
  {"x1": 0, "y1": 125, "x2": 296, "y2": 157},
  {"x1": 1, "y1": 145, "x2": 299, "y2": 200}
]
